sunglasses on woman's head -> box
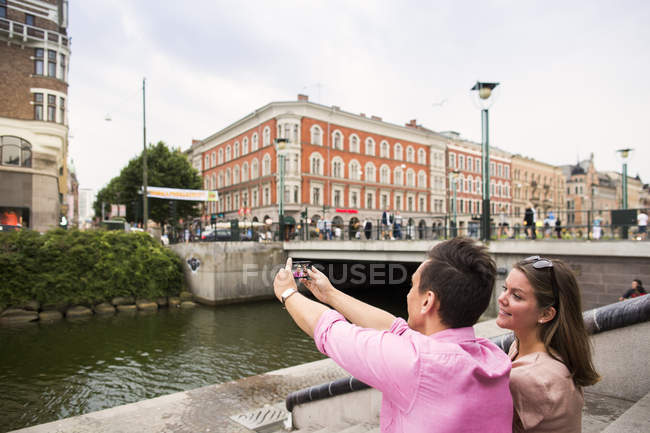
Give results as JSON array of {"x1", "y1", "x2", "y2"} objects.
[{"x1": 521, "y1": 255, "x2": 559, "y2": 308}]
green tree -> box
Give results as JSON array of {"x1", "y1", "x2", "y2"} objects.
[{"x1": 94, "y1": 141, "x2": 202, "y2": 226}]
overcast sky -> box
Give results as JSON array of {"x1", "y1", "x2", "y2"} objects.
[{"x1": 68, "y1": 0, "x2": 650, "y2": 192}]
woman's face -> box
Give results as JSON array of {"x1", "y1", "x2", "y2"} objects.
[
  {"x1": 496, "y1": 268, "x2": 544, "y2": 334},
  {"x1": 632, "y1": 280, "x2": 639, "y2": 290}
]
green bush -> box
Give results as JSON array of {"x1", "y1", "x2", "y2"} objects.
[{"x1": 0, "y1": 229, "x2": 184, "y2": 310}]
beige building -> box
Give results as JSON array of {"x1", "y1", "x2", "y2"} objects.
[
  {"x1": 0, "y1": 0, "x2": 70, "y2": 231},
  {"x1": 511, "y1": 155, "x2": 565, "y2": 223}
]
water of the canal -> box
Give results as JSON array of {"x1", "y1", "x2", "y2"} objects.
[{"x1": 0, "y1": 287, "x2": 408, "y2": 432}]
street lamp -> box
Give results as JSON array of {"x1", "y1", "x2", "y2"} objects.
[
  {"x1": 616, "y1": 148, "x2": 633, "y2": 209},
  {"x1": 275, "y1": 137, "x2": 289, "y2": 241},
  {"x1": 451, "y1": 169, "x2": 460, "y2": 237},
  {"x1": 471, "y1": 81, "x2": 499, "y2": 241}
]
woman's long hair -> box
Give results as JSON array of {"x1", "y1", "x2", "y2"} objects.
[{"x1": 515, "y1": 259, "x2": 600, "y2": 387}]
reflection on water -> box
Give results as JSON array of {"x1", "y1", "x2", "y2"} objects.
[{"x1": 0, "y1": 290, "x2": 408, "y2": 433}]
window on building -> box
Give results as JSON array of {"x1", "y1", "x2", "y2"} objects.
[
  {"x1": 33, "y1": 93, "x2": 43, "y2": 120},
  {"x1": 242, "y1": 137, "x2": 248, "y2": 155},
  {"x1": 396, "y1": 195, "x2": 402, "y2": 211},
  {"x1": 225, "y1": 169, "x2": 231, "y2": 186},
  {"x1": 263, "y1": 127, "x2": 271, "y2": 146},
  {"x1": 351, "y1": 191, "x2": 358, "y2": 208},
  {"x1": 504, "y1": 166, "x2": 510, "y2": 179},
  {"x1": 467, "y1": 156, "x2": 473, "y2": 172},
  {"x1": 380, "y1": 165, "x2": 390, "y2": 183},
  {"x1": 406, "y1": 146, "x2": 414, "y2": 163},
  {"x1": 47, "y1": 95, "x2": 56, "y2": 121},
  {"x1": 310, "y1": 153, "x2": 322, "y2": 175},
  {"x1": 263, "y1": 187, "x2": 270, "y2": 206},
  {"x1": 490, "y1": 162, "x2": 495, "y2": 176},
  {"x1": 204, "y1": 155, "x2": 210, "y2": 170},
  {"x1": 59, "y1": 97, "x2": 65, "y2": 124},
  {"x1": 59, "y1": 54, "x2": 66, "y2": 81},
  {"x1": 217, "y1": 148, "x2": 223, "y2": 164},
  {"x1": 418, "y1": 171, "x2": 426, "y2": 188},
  {"x1": 251, "y1": 159, "x2": 259, "y2": 179},
  {"x1": 25, "y1": 13, "x2": 35, "y2": 26},
  {"x1": 349, "y1": 160, "x2": 360, "y2": 180},
  {"x1": 233, "y1": 165, "x2": 240, "y2": 184},
  {"x1": 311, "y1": 126, "x2": 322, "y2": 145},
  {"x1": 418, "y1": 148, "x2": 426, "y2": 165},
  {"x1": 394, "y1": 143, "x2": 403, "y2": 160},
  {"x1": 262, "y1": 154, "x2": 271, "y2": 176},
  {"x1": 407, "y1": 196, "x2": 413, "y2": 211},
  {"x1": 225, "y1": 145, "x2": 231, "y2": 161},
  {"x1": 497, "y1": 164, "x2": 503, "y2": 177},
  {"x1": 293, "y1": 186, "x2": 299, "y2": 203},
  {"x1": 312, "y1": 187, "x2": 321, "y2": 205},
  {"x1": 449, "y1": 153, "x2": 456, "y2": 169},
  {"x1": 380, "y1": 141, "x2": 389, "y2": 158},
  {"x1": 350, "y1": 135, "x2": 359, "y2": 153},
  {"x1": 218, "y1": 173, "x2": 223, "y2": 188},
  {"x1": 211, "y1": 151, "x2": 216, "y2": 167},
  {"x1": 381, "y1": 194, "x2": 389, "y2": 209},
  {"x1": 234, "y1": 141, "x2": 240, "y2": 158},
  {"x1": 1, "y1": 136, "x2": 32, "y2": 167},
  {"x1": 366, "y1": 192, "x2": 374, "y2": 209},
  {"x1": 48, "y1": 50, "x2": 57, "y2": 77},
  {"x1": 0, "y1": 0, "x2": 7, "y2": 19},
  {"x1": 252, "y1": 189, "x2": 258, "y2": 207},
  {"x1": 365, "y1": 163, "x2": 375, "y2": 182},
  {"x1": 34, "y1": 48, "x2": 44, "y2": 75},
  {"x1": 333, "y1": 131, "x2": 343, "y2": 150},
  {"x1": 406, "y1": 170, "x2": 414, "y2": 187},
  {"x1": 334, "y1": 190, "x2": 341, "y2": 207},
  {"x1": 476, "y1": 159, "x2": 481, "y2": 173},
  {"x1": 252, "y1": 133, "x2": 259, "y2": 151},
  {"x1": 365, "y1": 138, "x2": 375, "y2": 156},
  {"x1": 332, "y1": 158, "x2": 343, "y2": 178},
  {"x1": 419, "y1": 197, "x2": 425, "y2": 212},
  {"x1": 394, "y1": 167, "x2": 403, "y2": 185}
]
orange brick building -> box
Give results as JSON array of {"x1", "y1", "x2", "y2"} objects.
[{"x1": 189, "y1": 95, "x2": 449, "y2": 235}]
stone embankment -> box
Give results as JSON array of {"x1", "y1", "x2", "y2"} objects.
[{"x1": 0, "y1": 291, "x2": 197, "y2": 326}]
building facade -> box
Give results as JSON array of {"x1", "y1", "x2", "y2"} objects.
[
  {"x1": 190, "y1": 95, "x2": 448, "y2": 236},
  {"x1": 0, "y1": 0, "x2": 70, "y2": 231},
  {"x1": 511, "y1": 155, "x2": 565, "y2": 223},
  {"x1": 445, "y1": 134, "x2": 512, "y2": 235}
]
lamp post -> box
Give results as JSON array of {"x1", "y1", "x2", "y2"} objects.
[
  {"x1": 616, "y1": 148, "x2": 633, "y2": 210},
  {"x1": 471, "y1": 81, "x2": 499, "y2": 241},
  {"x1": 451, "y1": 169, "x2": 460, "y2": 237},
  {"x1": 616, "y1": 148, "x2": 633, "y2": 239},
  {"x1": 142, "y1": 78, "x2": 148, "y2": 230},
  {"x1": 275, "y1": 137, "x2": 289, "y2": 241}
]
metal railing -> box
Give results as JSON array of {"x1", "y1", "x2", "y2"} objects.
[
  {"x1": 166, "y1": 208, "x2": 648, "y2": 243},
  {"x1": 0, "y1": 18, "x2": 69, "y2": 46}
]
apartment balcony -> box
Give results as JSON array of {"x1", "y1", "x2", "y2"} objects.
[{"x1": 0, "y1": 18, "x2": 69, "y2": 47}]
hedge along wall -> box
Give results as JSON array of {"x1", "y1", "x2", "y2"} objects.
[{"x1": 0, "y1": 229, "x2": 184, "y2": 310}]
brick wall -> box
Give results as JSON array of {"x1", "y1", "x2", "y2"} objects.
[{"x1": 0, "y1": 43, "x2": 68, "y2": 120}]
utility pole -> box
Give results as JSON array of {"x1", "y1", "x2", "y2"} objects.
[{"x1": 142, "y1": 78, "x2": 148, "y2": 230}]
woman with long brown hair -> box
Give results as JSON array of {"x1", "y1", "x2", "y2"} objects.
[{"x1": 497, "y1": 256, "x2": 600, "y2": 432}]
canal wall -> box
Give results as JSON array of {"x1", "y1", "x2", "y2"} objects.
[{"x1": 170, "y1": 242, "x2": 287, "y2": 306}]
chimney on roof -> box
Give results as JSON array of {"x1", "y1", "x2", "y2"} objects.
[
  {"x1": 192, "y1": 139, "x2": 202, "y2": 146},
  {"x1": 332, "y1": 105, "x2": 340, "y2": 111},
  {"x1": 298, "y1": 94, "x2": 309, "y2": 101},
  {"x1": 371, "y1": 115, "x2": 382, "y2": 121},
  {"x1": 360, "y1": 113, "x2": 366, "y2": 117},
  {"x1": 406, "y1": 119, "x2": 417, "y2": 128}
]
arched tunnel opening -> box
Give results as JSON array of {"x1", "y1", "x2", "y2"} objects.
[{"x1": 293, "y1": 259, "x2": 422, "y2": 318}]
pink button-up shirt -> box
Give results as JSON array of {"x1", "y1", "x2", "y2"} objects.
[{"x1": 314, "y1": 310, "x2": 513, "y2": 433}]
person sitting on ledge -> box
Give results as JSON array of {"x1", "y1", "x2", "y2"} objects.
[
  {"x1": 618, "y1": 279, "x2": 647, "y2": 301},
  {"x1": 273, "y1": 238, "x2": 513, "y2": 433},
  {"x1": 497, "y1": 256, "x2": 600, "y2": 432}
]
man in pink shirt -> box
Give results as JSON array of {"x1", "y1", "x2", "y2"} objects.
[{"x1": 273, "y1": 238, "x2": 513, "y2": 433}]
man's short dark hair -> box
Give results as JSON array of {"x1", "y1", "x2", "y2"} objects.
[{"x1": 419, "y1": 237, "x2": 496, "y2": 328}]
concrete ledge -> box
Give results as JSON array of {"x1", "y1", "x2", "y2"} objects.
[{"x1": 601, "y1": 391, "x2": 650, "y2": 433}]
